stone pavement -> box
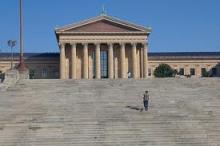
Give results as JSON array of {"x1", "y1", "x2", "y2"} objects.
[{"x1": 0, "y1": 78, "x2": 220, "y2": 146}]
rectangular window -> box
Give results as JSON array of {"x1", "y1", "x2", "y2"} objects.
[
  {"x1": 179, "y1": 68, "x2": 184, "y2": 75},
  {"x1": 190, "y1": 68, "x2": 195, "y2": 76},
  {"x1": 42, "y1": 68, "x2": 48, "y2": 78},
  {"x1": 212, "y1": 68, "x2": 217, "y2": 76},
  {"x1": 148, "y1": 68, "x2": 152, "y2": 76},
  {"x1": 100, "y1": 51, "x2": 108, "y2": 78},
  {"x1": 52, "y1": 68, "x2": 59, "y2": 78}
]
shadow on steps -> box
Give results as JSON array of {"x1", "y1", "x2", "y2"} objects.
[{"x1": 126, "y1": 105, "x2": 144, "y2": 112}]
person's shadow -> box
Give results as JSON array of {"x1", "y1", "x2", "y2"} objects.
[{"x1": 126, "y1": 106, "x2": 143, "y2": 112}]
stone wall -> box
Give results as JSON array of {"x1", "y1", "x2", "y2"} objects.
[
  {"x1": 0, "y1": 60, "x2": 59, "y2": 79},
  {"x1": 148, "y1": 60, "x2": 220, "y2": 77},
  {"x1": 0, "y1": 70, "x2": 19, "y2": 91}
]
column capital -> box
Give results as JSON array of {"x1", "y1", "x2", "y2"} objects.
[
  {"x1": 143, "y1": 42, "x2": 148, "y2": 47},
  {"x1": 119, "y1": 42, "x2": 126, "y2": 47},
  {"x1": 70, "y1": 43, "x2": 76, "y2": 47},
  {"x1": 82, "y1": 43, "x2": 88, "y2": 47},
  {"x1": 94, "y1": 42, "x2": 100, "y2": 47},
  {"x1": 131, "y1": 42, "x2": 138, "y2": 47},
  {"x1": 59, "y1": 42, "x2": 65, "y2": 48},
  {"x1": 107, "y1": 43, "x2": 114, "y2": 48}
]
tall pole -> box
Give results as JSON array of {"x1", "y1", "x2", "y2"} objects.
[
  {"x1": 20, "y1": 0, "x2": 23, "y2": 58},
  {"x1": 18, "y1": 0, "x2": 26, "y2": 71}
]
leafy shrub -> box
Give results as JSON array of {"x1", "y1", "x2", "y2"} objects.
[
  {"x1": 201, "y1": 68, "x2": 209, "y2": 77},
  {"x1": 154, "y1": 64, "x2": 175, "y2": 78}
]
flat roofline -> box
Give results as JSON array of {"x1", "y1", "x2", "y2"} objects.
[{"x1": 0, "y1": 52, "x2": 220, "y2": 60}]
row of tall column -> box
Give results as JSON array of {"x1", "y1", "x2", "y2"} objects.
[{"x1": 59, "y1": 42, "x2": 148, "y2": 79}]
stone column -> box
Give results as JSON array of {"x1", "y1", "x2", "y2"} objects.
[
  {"x1": 88, "y1": 48, "x2": 93, "y2": 79},
  {"x1": 60, "y1": 43, "x2": 66, "y2": 79},
  {"x1": 120, "y1": 43, "x2": 126, "y2": 78},
  {"x1": 140, "y1": 47, "x2": 144, "y2": 78},
  {"x1": 108, "y1": 43, "x2": 114, "y2": 79},
  {"x1": 71, "y1": 43, "x2": 77, "y2": 79},
  {"x1": 132, "y1": 43, "x2": 137, "y2": 79},
  {"x1": 196, "y1": 65, "x2": 201, "y2": 77},
  {"x1": 143, "y1": 43, "x2": 148, "y2": 78},
  {"x1": 95, "y1": 43, "x2": 101, "y2": 79},
  {"x1": 83, "y1": 43, "x2": 88, "y2": 79}
]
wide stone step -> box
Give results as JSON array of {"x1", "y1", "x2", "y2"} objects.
[{"x1": 0, "y1": 78, "x2": 220, "y2": 145}]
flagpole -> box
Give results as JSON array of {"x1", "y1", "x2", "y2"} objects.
[{"x1": 18, "y1": 0, "x2": 26, "y2": 71}]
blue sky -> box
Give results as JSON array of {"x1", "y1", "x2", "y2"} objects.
[{"x1": 0, "y1": 0, "x2": 220, "y2": 53}]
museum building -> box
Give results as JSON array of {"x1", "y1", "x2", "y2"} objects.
[{"x1": 0, "y1": 15, "x2": 220, "y2": 79}]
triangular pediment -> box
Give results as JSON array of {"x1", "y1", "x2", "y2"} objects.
[
  {"x1": 56, "y1": 15, "x2": 151, "y2": 33},
  {"x1": 67, "y1": 20, "x2": 140, "y2": 32}
]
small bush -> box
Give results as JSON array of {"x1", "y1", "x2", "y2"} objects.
[
  {"x1": 154, "y1": 64, "x2": 175, "y2": 78},
  {"x1": 202, "y1": 68, "x2": 209, "y2": 77},
  {"x1": 29, "y1": 69, "x2": 35, "y2": 79}
]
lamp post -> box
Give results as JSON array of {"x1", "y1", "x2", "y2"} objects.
[
  {"x1": 7, "y1": 40, "x2": 17, "y2": 70},
  {"x1": 17, "y1": 0, "x2": 27, "y2": 72}
]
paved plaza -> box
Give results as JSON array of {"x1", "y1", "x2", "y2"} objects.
[{"x1": 0, "y1": 79, "x2": 220, "y2": 146}]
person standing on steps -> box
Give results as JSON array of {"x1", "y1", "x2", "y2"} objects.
[
  {"x1": 143, "y1": 90, "x2": 149, "y2": 111},
  {"x1": 127, "y1": 71, "x2": 131, "y2": 78}
]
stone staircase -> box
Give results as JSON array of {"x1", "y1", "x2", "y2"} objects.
[{"x1": 0, "y1": 78, "x2": 220, "y2": 146}]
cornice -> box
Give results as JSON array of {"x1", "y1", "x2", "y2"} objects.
[{"x1": 56, "y1": 31, "x2": 149, "y2": 35}]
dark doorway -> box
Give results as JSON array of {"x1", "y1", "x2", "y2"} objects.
[
  {"x1": 179, "y1": 68, "x2": 184, "y2": 75},
  {"x1": 92, "y1": 51, "x2": 96, "y2": 78},
  {"x1": 190, "y1": 68, "x2": 195, "y2": 76}
]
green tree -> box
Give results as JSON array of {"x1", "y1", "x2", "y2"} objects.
[
  {"x1": 154, "y1": 64, "x2": 175, "y2": 78},
  {"x1": 29, "y1": 69, "x2": 35, "y2": 79},
  {"x1": 201, "y1": 68, "x2": 209, "y2": 77}
]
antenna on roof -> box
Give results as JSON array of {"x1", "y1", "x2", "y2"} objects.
[{"x1": 101, "y1": 5, "x2": 107, "y2": 16}]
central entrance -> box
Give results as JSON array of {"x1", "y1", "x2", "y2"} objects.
[{"x1": 100, "y1": 50, "x2": 108, "y2": 78}]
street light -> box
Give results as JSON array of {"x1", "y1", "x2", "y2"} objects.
[{"x1": 7, "y1": 40, "x2": 17, "y2": 70}]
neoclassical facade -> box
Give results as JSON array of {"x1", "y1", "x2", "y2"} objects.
[
  {"x1": 55, "y1": 15, "x2": 151, "y2": 79},
  {"x1": 0, "y1": 15, "x2": 220, "y2": 79}
]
